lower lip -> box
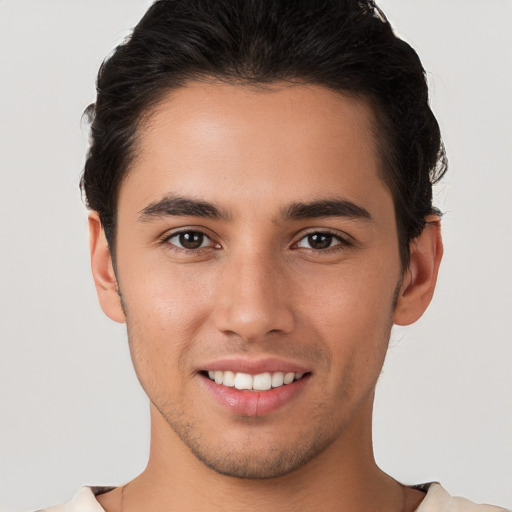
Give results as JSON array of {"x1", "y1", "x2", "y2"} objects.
[{"x1": 199, "y1": 373, "x2": 310, "y2": 417}]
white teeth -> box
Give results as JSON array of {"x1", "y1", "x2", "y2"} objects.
[
  {"x1": 223, "y1": 370, "x2": 235, "y2": 387},
  {"x1": 283, "y1": 372, "x2": 295, "y2": 385},
  {"x1": 253, "y1": 372, "x2": 272, "y2": 391},
  {"x1": 206, "y1": 370, "x2": 305, "y2": 390},
  {"x1": 271, "y1": 372, "x2": 284, "y2": 387},
  {"x1": 234, "y1": 373, "x2": 253, "y2": 390}
]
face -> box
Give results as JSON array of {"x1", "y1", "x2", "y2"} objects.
[{"x1": 104, "y1": 82, "x2": 407, "y2": 478}]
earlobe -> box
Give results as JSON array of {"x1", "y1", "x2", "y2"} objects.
[
  {"x1": 393, "y1": 216, "x2": 443, "y2": 326},
  {"x1": 88, "y1": 212, "x2": 126, "y2": 324}
]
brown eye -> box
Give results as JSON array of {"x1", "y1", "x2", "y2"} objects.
[
  {"x1": 306, "y1": 233, "x2": 333, "y2": 249},
  {"x1": 168, "y1": 230, "x2": 210, "y2": 250},
  {"x1": 296, "y1": 232, "x2": 346, "y2": 250},
  {"x1": 180, "y1": 231, "x2": 204, "y2": 249}
]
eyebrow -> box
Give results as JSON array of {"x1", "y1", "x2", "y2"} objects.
[
  {"x1": 138, "y1": 195, "x2": 230, "y2": 222},
  {"x1": 281, "y1": 199, "x2": 373, "y2": 222},
  {"x1": 138, "y1": 195, "x2": 373, "y2": 223}
]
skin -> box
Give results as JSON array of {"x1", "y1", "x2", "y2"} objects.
[{"x1": 90, "y1": 82, "x2": 442, "y2": 512}]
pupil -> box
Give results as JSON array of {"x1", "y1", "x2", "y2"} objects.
[
  {"x1": 308, "y1": 233, "x2": 332, "y2": 250},
  {"x1": 179, "y1": 231, "x2": 203, "y2": 249}
]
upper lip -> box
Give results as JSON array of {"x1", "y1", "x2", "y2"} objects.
[{"x1": 198, "y1": 357, "x2": 310, "y2": 375}]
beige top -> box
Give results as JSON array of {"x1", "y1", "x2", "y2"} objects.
[{"x1": 37, "y1": 483, "x2": 509, "y2": 512}]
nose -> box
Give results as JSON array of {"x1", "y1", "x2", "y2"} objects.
[{"x1": 213, "y1": 249, "x2": 295, "y2": 342}]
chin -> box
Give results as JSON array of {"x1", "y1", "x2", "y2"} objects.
[
  {"x1": 190, "y1": 444, "x2": 318, "y2": 480},
  {"x1": 166, "y1": 412, "x2": 339, "y2": 480}
]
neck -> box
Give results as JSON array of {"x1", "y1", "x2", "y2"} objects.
[{"x1": 112, "y1": 392, "x2": 413, "y2": 512}]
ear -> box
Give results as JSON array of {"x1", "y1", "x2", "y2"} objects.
[
  {"x1": 88, "y1": 212, "x2": 126, "y2": 324},
  {"x1": 393, "y1": 215, "x2": 443, "y2": 326}
]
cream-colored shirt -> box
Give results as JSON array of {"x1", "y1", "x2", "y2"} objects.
[{"x1": 37, "y1": 483, "x2": 509, "y2": 512}]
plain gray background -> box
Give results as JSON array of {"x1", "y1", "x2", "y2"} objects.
[{"x1": 0, "y1": 1, "x2": 511, "y2": 511}]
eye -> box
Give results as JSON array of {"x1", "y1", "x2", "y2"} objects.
[
  {"x1": 166, "y1": 230, "x2": 214, "y2": 250},
  {"x1": 295, "y1": 232, "x2": 348, "y2": 250}
]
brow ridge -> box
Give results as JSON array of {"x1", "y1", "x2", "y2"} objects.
[
  {"x1": 138, "y1": 195, "x2": 372, "y2": 223},
  {"x1": 281, "y1": 199, "x2": 373, "y2": 221},
  {"x1": 138, "y1": 195, "x2": 229, "y2": 221}
]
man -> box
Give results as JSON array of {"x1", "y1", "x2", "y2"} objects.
[{"x1": 37, "y1": 1, "x2": 507, "y2": 511}]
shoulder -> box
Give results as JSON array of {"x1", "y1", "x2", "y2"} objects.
[
  {"x1": 35, "y1": 487, "x2": 113, "y2": 512},
  {"x1": 415, "y1": 483, "x2": 510, "y2": 512}
]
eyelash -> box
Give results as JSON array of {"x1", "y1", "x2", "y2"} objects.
[
  {"x1": 161, "y1": 229, "x2": 353, "y2": 255},
  {"x1": 161, "y1": 230, "x2": 219, "y2": 255},
  {"x1": 292, "y1": 229, "x2": 353, "y2": 253}
]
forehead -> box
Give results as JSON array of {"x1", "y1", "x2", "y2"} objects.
[{"x1": 121, "y1": 81, "x2": 390, "y2": 218}]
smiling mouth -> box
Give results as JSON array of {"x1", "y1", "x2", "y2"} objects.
[{"x1": 201, "y1": 370, "x2": 308, "y2": 391}]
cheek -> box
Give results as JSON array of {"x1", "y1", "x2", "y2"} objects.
[
  {"x1": 300, "y1": 260, "x2": 398, "y2": 329},
  {"x1": 120, "y1": 253, "x2": 213, "y2": 327},
  {"x1": 297, "y1": 261, "x2": 398, "y2": 377},
  {"x1": 118, "y1": 258, "x2": 215, "y2": 386}
]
